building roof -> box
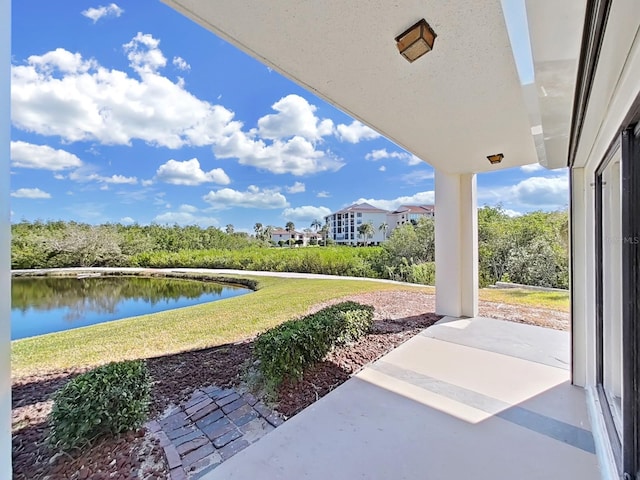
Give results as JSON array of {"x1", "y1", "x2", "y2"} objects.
[
  {"x1": 392, "y1": 205, "x2": 434, "y2": 214},
  {"x1": 331, "y1": 202, "x2": 390, "y2": 215},
  {"x1": 270, "y1": 229, "x2": 323, "y2": 236}
]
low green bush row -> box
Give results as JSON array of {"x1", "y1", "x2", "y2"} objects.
[
  {"x1": 253, "y1": 302, "x2": 374, "y2": 389},
  {"x1": 49, "y1": 360, "x2": 151, "y2": 450}
]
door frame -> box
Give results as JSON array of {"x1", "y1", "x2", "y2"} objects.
[
  {"x1": 620, "y1": 122, "x2": 640, "y2": 478},
  {"x1": 594, "y1": 119, "x2": 640, "y2": 478}
]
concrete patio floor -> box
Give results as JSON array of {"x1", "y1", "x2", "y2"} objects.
[{"x1": 199, "y1": 317, "x2": 602, "y2": 480}]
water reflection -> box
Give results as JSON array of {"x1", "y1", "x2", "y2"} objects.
[{"x1": 11, "y1": 276, "x2": 250, "y2": 340}]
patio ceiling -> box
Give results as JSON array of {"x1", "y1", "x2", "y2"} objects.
[{"x1": 162, "y1": 0, "x2": 555, "y2": 174}]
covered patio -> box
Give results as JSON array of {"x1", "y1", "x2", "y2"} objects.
[
  {"x1": 2, "y1": 0, "x2": 640, "y2": 477},
  {"x1": 149, "y1": 1, "x2": 595, "y2": 477},
  {"x1": 198, "y1": 316, "x2": 599, "y2": 479}
]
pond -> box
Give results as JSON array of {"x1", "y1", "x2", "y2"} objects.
[{"x1": 11, "y1": 276, "x2": 251, "y2": 340}]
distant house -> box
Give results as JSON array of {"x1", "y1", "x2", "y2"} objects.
[
  {"x1": 269, "y1": 229, "x2": 324, "y2": 246},
  {"x1": 269, "y1": 228, "x2": 295, "y2": 245},
  {"x1": 388, "y1": 205, "x2": 435, "y2": 228}
]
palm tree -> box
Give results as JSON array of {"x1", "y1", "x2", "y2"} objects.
[
  {"x1": 358, "y1": 221, "x2": 375, "y2": 246},
  {"x1": 379, "y1": 222, "x2": 389, "y2": 240},
  {"x1": 285, "y1": 221, "x2": 295, "y2": 247},
  {"x1": 225, "y1": 224, "x2": 234, "y2": 235},
  {"x1": 254, "y1": 222, "x2": 263, "y2": 239},
  {"x1": 310, "y1": 219, "x2": 322, "y2": 232},
  {"x1": 362, "y1": 222, "x2": 376, "y2": 245},
  {"x1": 319, "y1": 222, "x2": 330, "y2": 246},
  {"x1": 263, "y1": 225, "x2": 274, "y2": 243}
]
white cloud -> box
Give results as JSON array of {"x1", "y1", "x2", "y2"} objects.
[
  {"x1": 480, "y1": 174, "x2": 568, "y2": 210},
  {"x1": 366, "y1": 148, "x2": 422, "y2": 166},
  {"x1": 520, "y1": 163, "x2": 543, "y2": 173},
  {"x1": 504, "y1": 209, "x2": 522, "y2": 217},
  {"x1": 509, "y1": 175, "x2": 568, "y2": 207},
  {"x1": 282, "y1": 206, "x2": 331, "y2": 222},
  {"x1": 105, "y1": 174, "x2": 137, "y2": 184},
  {"x1": 172, "y1": 56, "x2": 190, "y2": 71},
  {"x1": 10, "y1": 141, "x2": 82, "y2": 170},
  {"x1": 214, "y1": 95, "x2": 343, "y2": 176},
  {"x1": 11, "y1": 187, "x2": 52, "y2": 199},
  {"x1": 214, "y1": 132, "x2": 344, "y2": 176},
  {"x1": 120, "y1": 216, "x2": 135, "y2": 224},
  {"x1": 316, "y1": 191, "x2": 331, "y2": 198},
  {"x1": 257, "y1": 94, "x2": 333, "y2": 141},
  {"x1": 203, "y1": 185, "x2": 289, "y2": 210},
  {"x1": 336, "y1": 120, "x2": 380, "y2": 143},
  {"x1": 286, "y1": 182, "x2": 306, "y2": 194},
  {"x1": 124, "y1": 32, "x2": 167, "y2": 74},
  {"x1": 69, "y1": 169, "x2": 137, "y2": 185},
  {"x1": 401, "y1": 169, "x2": 434, "y2": 185},
  {"x1": 12, "y1": 42, "x2": 342, "y2": 177},
  {"x1": 379, "y1": 165, "x2": 386, "y2": 172},
  {"x1": 153, "y1": 204, "x2": 217, "y2": 226},
  {"x1": 11, "y1": 36, "x2": 238, "y2": 149},
  {"x1": 155, "y1": 158, "x2": 230, "y2": 186},
  {"x1": 81, "y1": 3, "x2": 123, "y2": 23},
  {"x1": 153, "y1": 212, "x2": 218, "y2": 226},
  {"x1": 141, "y1": 179, "x2": 154, "y2": 187},
  {"x1": 355, "y1": 191, "x2": 435, "y2": 211},
  {"x1": 178, "y1": 204, "x2": 198, "y2": 213}
]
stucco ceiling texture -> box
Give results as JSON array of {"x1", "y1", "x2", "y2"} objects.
[{"x1": 164, "y1": 0, "x2": 540, "y2": 174}]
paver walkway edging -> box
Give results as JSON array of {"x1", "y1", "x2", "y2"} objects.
[{"x1": 146, "y1": 386, "x2": 284, "y2": 479}]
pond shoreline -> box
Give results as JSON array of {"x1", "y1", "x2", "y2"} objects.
[
  {"x1": 11, "y1": 266, "x2": 428, "y2": 287},
  {"x1": 11, "y1": 268, "x2": 260, "y2": 292},
  {"x1": 12, "y1": 274, "x2": 254, "y2": 341}
]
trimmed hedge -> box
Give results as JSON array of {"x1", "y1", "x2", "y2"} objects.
[
  {"x1": 49, "y1": 360, "x2": 151, "y2": 450},
  {"x1": 253, "y1": 302, "x2": 374, "y2": 389}
]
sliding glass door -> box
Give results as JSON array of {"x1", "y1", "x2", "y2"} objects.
[{"x1": 596, "y1": 123, "x2": 640, "y2": 478}]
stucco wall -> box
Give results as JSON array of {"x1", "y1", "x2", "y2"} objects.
[{"x1": 571, "y1": 1, "x2": 640, "y2": 389}]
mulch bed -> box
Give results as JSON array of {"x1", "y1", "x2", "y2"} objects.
[
  {"x1": 11, "y1": 290, "x2": 567, "y2": 479},
  {"x1": 276, "y1": 311, "x2": 440, "y2": 417}
]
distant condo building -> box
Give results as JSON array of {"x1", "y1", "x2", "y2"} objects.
[
  {"x1": 324, "y1": 202, "x2": 434, "y2": 246},
  {"x1": 389, "y1": 205, "x2": 435, "y2": 228}
]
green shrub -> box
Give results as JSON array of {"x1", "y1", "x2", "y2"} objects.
[
  {"x1": 49, "y1": 360, "x2": 151, "y2": 450},
  {"x1": 254, "y1": 302, "x2": 374, "y2": 389},
  {"x1": 407, "y1": 262, "x2": 435, "y2": 285}
]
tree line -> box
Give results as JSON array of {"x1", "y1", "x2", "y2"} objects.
[{"x1": 10, "y1": 206, "x2": 569, "y2": 288}]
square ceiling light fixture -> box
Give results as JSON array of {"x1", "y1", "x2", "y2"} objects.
[
  {"x1": 487, "y1": 153, "x2": 504, "y2": 165},
  {"x1": 395, "y1": 19, "x2": 437, "y2": 63}
]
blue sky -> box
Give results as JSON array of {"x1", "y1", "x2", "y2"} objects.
[{"x1": 10, "y1": 0, "x2": 568, "y2": 232}]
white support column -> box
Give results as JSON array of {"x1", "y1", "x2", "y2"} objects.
[
  {"x1": 434, "y1": 170, "x2": 479, "y2": 318},
  {"x1": 573, "y1": 164, "x2": 601, "y2": 389},
  {"x1": 570, "y1": 167, "x2": 587, "y2": 387},
  {"x1": 1, "y1": 0, "x2": 11, "y2": 476}
]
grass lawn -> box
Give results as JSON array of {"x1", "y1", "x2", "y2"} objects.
[
  {"x1": 11, "y1": 274, "x2": 569, "y2": 379},
  {"x1": 11, "y1": 276, "x2": 432, "y2": 378},
  {"x1": 479, "y1": 287, "x2": 569, "y2": 312}
]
